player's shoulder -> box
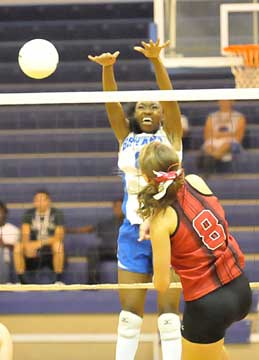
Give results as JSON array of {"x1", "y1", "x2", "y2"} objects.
[
  {"x1": 25, "y1": 208, "x2": 36, "y2": 216},
  {"x1": 51, "y1": 207, "x2": 64, "y2": 216},
  {"x1": 151, "y1": 206, "x2": 178, "y2": 234},
  {"x1": 185, "y1": 174, "x2": 213, "y2": 195}
]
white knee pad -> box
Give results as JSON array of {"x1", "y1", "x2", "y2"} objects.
[
  {"x1": 0, "y1": 323, "x2": 11, "y2": 338},
  {"x1": 158, "y1": 313, "x2": 181, "y2": 341},
  {"x1": 117, "y1": 311, "x2": 143, "y2": 339}
]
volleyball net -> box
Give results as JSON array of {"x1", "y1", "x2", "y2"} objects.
[{"x1": 0, "y1": 87, "x2": 258, "y2": 291}]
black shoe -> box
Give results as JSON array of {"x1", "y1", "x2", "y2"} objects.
[{"x1": 18, "y1": 274, "x2": 27, "y2": 284}]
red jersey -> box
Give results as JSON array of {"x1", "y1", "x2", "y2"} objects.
[{"x1": 170, "y1": 181, "x2": 245, "y2": 302}]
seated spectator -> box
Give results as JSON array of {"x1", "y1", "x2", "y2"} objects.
[
  {"x1": 197, "y1": 100, "x2": 246, "y2": 175},
  {"x1": 66, "y1": 199, "x2": 123, "y2": 283},
  {"x1": 0, "y1": 201, "x2": 20, "y2": 283},
  {"x1": 13, "y1": 190, "x2": 65, "y2": 284}
]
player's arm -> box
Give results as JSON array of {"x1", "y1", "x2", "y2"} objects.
[
  {"x1": 204, "y1": 115, "x2": 214, "y2": 141},
  {"x1": 45, "y1": 225, "x2": 64, "y2": 246},
  {"x1": 134, "y1": 39, "x2": 182, "y2": 150},
  {"x1": 88, "y1": 52, "x2": 129, "y2": 145},
  {"x1": 21, "y1": 223, "x2": 41, "y2": 255},
  {"x1": 234, "y1": 114, "x2": 246, "y2": 143},
  {"x1": 21, "y1": 223, "x2": 31, "y2": 245},
  {"x1": 65, "y1": 225, "x2": 94, "y2": 234},
  {"x1": 44, "y1": 210, "x2": 65, "y2": 246},
  {"x1": 150, "y1": 207, "x2": 177, "y2": 293}
]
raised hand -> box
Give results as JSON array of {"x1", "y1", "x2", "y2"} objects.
[
  {"x1": 134, "y1": 39, "x2": 170, "y2": 59},
  {"x1": 88, "y1": 51, "x2": 120, "y2": 66}
]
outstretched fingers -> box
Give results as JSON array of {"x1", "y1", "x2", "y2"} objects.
[
  {"x1": 88, "y1": 51, "x2": 120, "y2": 66},
  {"x1": 134, "y1": 39, "x2": 170, "y2": 55},
  {"x1": 160, "y1": 40, "x2": 170, "y2": 49},
  {"x1": 112, "y1": 51, "x2": 120, "y2": 58},
  {"x1": 88, "y1": 55, "x2": 96, "y2": 62},
  {"x1": 133, "y1": 46, "x2": 145, "y2": 54}
]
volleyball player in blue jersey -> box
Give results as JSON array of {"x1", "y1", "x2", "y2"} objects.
[{"x1": 89, "y1": 39, "x2": 183, "y2": 360}]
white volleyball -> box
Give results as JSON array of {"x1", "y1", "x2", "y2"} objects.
[{"x1": 18, "y1": 39, "x2": 59, "y2": 79}]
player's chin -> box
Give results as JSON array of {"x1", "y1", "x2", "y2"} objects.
[{"x1": 140, "y1": 123, "x2": 158, "y2": 133}]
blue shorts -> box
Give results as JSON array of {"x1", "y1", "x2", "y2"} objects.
[{"x1": 117, "y1": 218, "x2": 153, "y2": 274}]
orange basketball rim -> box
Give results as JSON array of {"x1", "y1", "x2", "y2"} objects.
[{"x1": 224, "y1": 44, "x2": 259, "y2": 67}]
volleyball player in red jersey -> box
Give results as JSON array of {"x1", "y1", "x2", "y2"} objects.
[{"x1": 137, "y1": 141, "x2": 252, "y2": 360}]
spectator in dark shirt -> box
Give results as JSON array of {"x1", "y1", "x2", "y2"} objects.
[
  {"x1": 13, "y1": 190, "x2": 65, "y2": 284},
  {"x1": 66, "y1": 199, "x2": 123, "y2": 283}
]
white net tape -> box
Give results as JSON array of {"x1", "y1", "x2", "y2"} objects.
[
  {"x1": 0, "y1": 88, "x2": 258, "y2": 105},
  {"x1": 0, "y1": 282, "x2": 259, "y2": 291}
]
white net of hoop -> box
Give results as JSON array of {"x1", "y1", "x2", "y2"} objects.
[
  {"x1": 231, "y1": 67, "x2": 259, "y2": 88},
  {"x1": 224, "y1": 45, "x2": 259, "y2": 88}
]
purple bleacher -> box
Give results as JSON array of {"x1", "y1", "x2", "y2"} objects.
[
  {"x1": 0, "y1": 126, "x2": 258, "y2": 155},
  {"x1": 2, "y1": 59, "x2": 153, "y2": 83},
  {"x1": 1, "y1": 102, "x2": 258, "y2": 130},
  {"x1": 63, "y1": 260, "x2": 88, "y2": 284},
  {"x1": 7, "y1": 202, "x2": 259, "y2": 229},
  {"x1": 0, "y1": 72, "x2": 236, "y2": 93},
  {"x1": 0, "y1": 290, "x2": 156, "y2": 314},
  {"x1": 0, "y1": 39, "x2": 146, "y2": 63},
  {"x1": 231, "y1": 231, "x2": 259, "y2": 254},
  {"x1": 224, "y1": 204, "x2": 259, "y2": 227},
  {"x1": 184, "y1": 150, "x2": 259, "y2": 174},
  {"x1": 251, "y1": 290, "x2": 259, "y2": 313},
  {"x1": 100, "y1": 260, "x2": 117, "y2": 284},
  {"x1": 1, "y1": 127, "x2": 258, "y2": 155},
  {"x1": 64, "y1": 233, "x2": 101, "y2": 257},
  {"x1": 244, "y1": 260, "x2": 259, "y2": 282},
  {"x1": 206, "y1": 177, "x2": 259, "y2": 200},
  {"x1": 224, "y1": 320, "x2": 252, "y2": 344},
  {"x1": 9, "y1": 205, "x2": 113, "y2": 228},
  {"x1": 0, "y1": 131, "x2": 117, "y2": 154},
  {"x1": 0, "y1": 2, "x2": 153, "y2": 22},
  {"x1": 3, "y1": 151, "x2": 259, "y2": 179},
  {"x1": 0, "y1": 154, "x2": 118, "y2": 177},
  {"x1": 0, "y1": 291, "x2": 122, "y2": 314},
  {"x1": 0, "y1": 175, "x2": 251, "y2": 205},
  {"x1": 0, "y1": 290, "x2": 256, "y2": 319},
  {"x1": 0, "y1": 179, "x2": 123, "y2": 203},
  {"x1": 0, "y1": 19, "x2": 151, "y2": 42},
  {"x1": 9, "y1": 203, "x2": 259, "y2": 228},
  {"x1": 0, "y1": 105, "x2": 108, "y2": 130}
]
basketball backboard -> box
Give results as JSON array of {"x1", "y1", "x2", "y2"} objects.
[{"x1": 154, "y1": 0, "x2": 259, "y2": 68}]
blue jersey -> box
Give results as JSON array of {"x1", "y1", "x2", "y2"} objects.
[{"x1": 118, "y1": 128, "x2": 182, "y2": 224}]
